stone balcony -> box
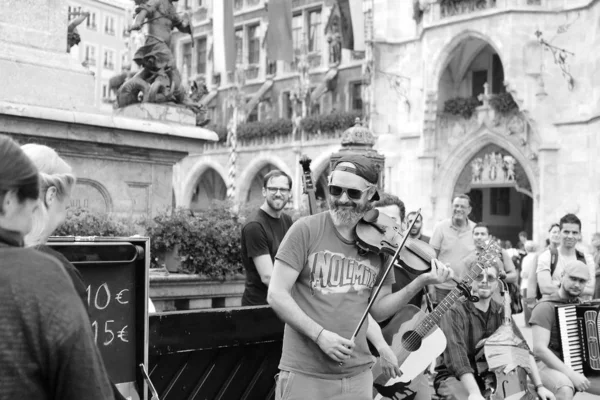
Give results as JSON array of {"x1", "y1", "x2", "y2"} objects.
[{"x1": 423, "y1": 0, "x2": 547, "y2": 26}]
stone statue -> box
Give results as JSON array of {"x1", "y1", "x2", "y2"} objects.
[
  {"x1": 503, "y1": 155, "x2": 516, "y2": 181},
  {"x1": 109, "y1": 65, "x2": 135, "y2": 99},
  {"x1": 471, "y1": 157, "x2": 483, "y2": 183},
  {"x1": 67, "y1": 11, "x2": 90, "y2": 52},
  {"x1": 189, "y1": 80, "x2": 210, "y2": 127},
  {"x1": 327, "y1": 16, "x2": 342, "y2": 65},
  {"x1": 117, "y1": 0, "x2": 202, "y2": 115}
]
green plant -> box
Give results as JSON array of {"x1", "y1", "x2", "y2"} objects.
[
  {"x1": 55, "y1": 208, "x2": 137, "y2": 237},
  {"x1": 489, "y1": 92, "x2": 518, "y2": 114},
  {"x1": 300, "y1": 111, "x2": 362, "y2": 134},
  {"x1": 140, "y1": 203, "x2": 244, "y2": 278},
  {"x1": 237, "y1": 119, "x2": 293, "y2": 141},
  {"x1": 443, "y1": 97, "x2": 480, "y2": 119}
]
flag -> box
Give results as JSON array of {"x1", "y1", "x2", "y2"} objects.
[
  {"x1": 213, "y1": 0, "x2": 235, "y2": 74},
  {"x1": 266, "y1": 0, "x2": 293, "y2": 62},
  {"x1": 338, "y1": 0, "x2": 365, "y2": 51}
]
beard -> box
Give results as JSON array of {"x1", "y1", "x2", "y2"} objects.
[
  {"x1": 266, "y1": 195, "x2": 287, "y2": 212},
  {"x1": 328, "y1": 197, "x2": 372, "y2": 226}
]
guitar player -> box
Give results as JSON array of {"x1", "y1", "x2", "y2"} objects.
[
  {"x1": 530, "y1": 260, "x2": 591, "y2": 400},
  {"x1": 434, "y1": 262, "x2": 554, "y2": 400}
]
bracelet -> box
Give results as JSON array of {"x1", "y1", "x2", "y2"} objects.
[
  {"x1": 315, "y1": 328, "x2": 324, "y2": 343},
  {"x1": 535, "y1": 384, "x2": 544, "y2": 391}
]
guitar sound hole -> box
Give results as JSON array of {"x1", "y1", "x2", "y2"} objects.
[{"x1": 401, "y1": 330, "x2": 422, "y2": 352}]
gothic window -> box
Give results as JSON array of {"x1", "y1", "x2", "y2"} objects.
[
  {"x1": 350, "y1": 82, "x2": 363, "y2": 111},
  {"x1": 196, "y1": 37, "x2": 207, "y2": 74},
  {"x1": 247, "y1": 24, "x2": 260, "y2": 65},
  {"x1": 308, "y1": 9, "x2": 322, "y2": 53}
]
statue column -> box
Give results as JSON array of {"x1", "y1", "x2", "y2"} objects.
[{"x1": 330, "y1": 118, "x2": 385, "y2": 190}]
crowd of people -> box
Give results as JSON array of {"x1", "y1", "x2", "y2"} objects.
[
  {"x1": 239, "y1": 154, "x2": 600, "y2": 400},
  {"x1": 3, "y1": 130, "x2": 600, "y2": 400}
]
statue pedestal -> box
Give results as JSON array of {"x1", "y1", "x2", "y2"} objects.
[{"x1": 114, "y1": 103, "x2": 197, "y2": 126}]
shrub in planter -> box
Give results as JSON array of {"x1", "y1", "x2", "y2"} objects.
[
  {"x1": 443, "y1": 97, "x2": 480, "y2": 119},
  {"x1": 141, "y1": 203, "x2": 244, "y2": 278},
  {"x1": 237, "y1": 119, "x2": 293, "y2": 141},
  {"x1": 489, "y1": 92, "x2": 518, "y2": 114},
  {"x1": 55, "y1": 207, "x2": 137, "y2": 237},
  {"x1": 300, "y1": 111, "x2": 362, "y2": 134},
  {"x1": 139, "y1": 208, "x2": 196, "y2": 270}
]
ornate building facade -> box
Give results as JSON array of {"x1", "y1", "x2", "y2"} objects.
[
  {"x1": 371, "y1": 0, "x2": 600, "y2": 243},
  {"x1": 171, "y1": 0, "x2": 365, "y2": 209}
]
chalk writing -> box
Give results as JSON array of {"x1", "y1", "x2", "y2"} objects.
[
  {"x1": 86, "y1": 283, "x2": 131, "y2": 347},
  {"x1": 115, "y1": 289, "x2": 129, "y2": 304},
  {"x1": 118, "y1": 325, "x2": 129, "y2": 343}
]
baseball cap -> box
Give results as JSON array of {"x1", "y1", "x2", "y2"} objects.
[{"x1": 332, "y1": 154, "x2": 380, "y2": 201}]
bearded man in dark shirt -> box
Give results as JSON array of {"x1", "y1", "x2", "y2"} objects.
[{"x1": 241, "y1": 170, "x2": 294, "y2": 306}]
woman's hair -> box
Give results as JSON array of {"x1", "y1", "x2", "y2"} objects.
[
  {"x1": 0, "y1": 135, "x2": 39, "y2": 213},
  {"x1": 21, "y1": 144, "x2": 76, "y2": 246}
]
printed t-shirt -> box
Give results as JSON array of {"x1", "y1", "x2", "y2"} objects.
[
  {"x1": 275, "y1": 211, "x2": 394, "y2": 379},
  {"x1": 430, "y1": 219, "x2": 476, "y2": 290},
  {"x1": 535, "y1": 248, "x2": 596, "y2": 299},
  {"x1": 241, "y1": 209, "x2": 293, "y2": 306}
]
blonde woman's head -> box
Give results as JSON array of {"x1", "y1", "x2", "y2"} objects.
[{"x1": 21, "y1": 144, "x2": 76, "y2": 246}]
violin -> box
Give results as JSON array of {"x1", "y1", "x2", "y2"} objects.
[{"x1": 355, "y1": 209, "x2": 436, "y2": 272}]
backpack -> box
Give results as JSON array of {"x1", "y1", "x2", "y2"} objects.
[{"x1": 534, "y1": 247, "x2": 586, "y2": 300}]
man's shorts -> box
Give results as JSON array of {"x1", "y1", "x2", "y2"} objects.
[{"x1": 537, "y1": 361, "x2": 575, "y2": 394}]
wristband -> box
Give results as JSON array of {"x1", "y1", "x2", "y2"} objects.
[
  {"x1": 315, "y1": 328, "x2": 324, "y2": 343},
  {"x1": 535, "y1": 384, "x2": 544, "y2": 391}
]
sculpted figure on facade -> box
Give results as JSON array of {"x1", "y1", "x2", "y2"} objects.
[
  {"x1": 503, "y1": 155, "x2": 516, "y2": 181},
  {"x1": 326, "y1": 16, "x2": 342, "y2": 65},
  {"x1": 67, "y1": 11, "x2": 90, "y2": 52},
  {"x1": 116, "y1": 0, "x2": 207, "y2": 125}
]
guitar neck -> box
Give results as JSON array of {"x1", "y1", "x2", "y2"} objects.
[{"x1": 414, "y1": 261, "x2": 485, "y2": 337}]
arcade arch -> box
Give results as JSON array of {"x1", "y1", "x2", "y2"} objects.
[
  {"x1": 238, "y1": 156, "x2": 293, "y2": 205},
  {"x1": 190, "y1": 168, "x2": 227, "y2": 210}
]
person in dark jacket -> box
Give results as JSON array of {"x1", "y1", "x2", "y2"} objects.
[
  {"x1": 0, "y1": 134, "x2": 114, "y2": 400},
  {"x1": 21, "y1": 143, "x2": 128, "y2": 400}
]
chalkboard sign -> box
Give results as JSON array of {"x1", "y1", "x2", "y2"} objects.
[{"x1": 48, "y1": 237, "x2": 149, "y2": 398}]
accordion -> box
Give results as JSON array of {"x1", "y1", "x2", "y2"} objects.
[{"x1": 556, "y1": 303, "x2": 600, "y2": 375}]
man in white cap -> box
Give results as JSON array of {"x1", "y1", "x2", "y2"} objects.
[
  {"x1": 268, "y1": 154, "x2": 453, "y2": 399},
  {"x1": 531, "y1": 260, "x2": 592, "y2": 399}
]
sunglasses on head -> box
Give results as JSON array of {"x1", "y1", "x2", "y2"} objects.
[
  {"x1": 328, "y1": 185, "x2": 370, "y2": 200},
  {"x1": 474, "y1": 272, "x2": 498, "y2": 283}
]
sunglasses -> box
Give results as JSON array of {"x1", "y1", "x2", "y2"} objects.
[
  {"x1": 473, "y1": 273, "x2": 498, "y2": 283},
  {"x1": 328, "y1": 185, "x2": 370, "y2": 200}
]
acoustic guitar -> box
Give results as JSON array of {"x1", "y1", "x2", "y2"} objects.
[{"x1": 372, "y1": 241, "x2": 501, "y2": 399}]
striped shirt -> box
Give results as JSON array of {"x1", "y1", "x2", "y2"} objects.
[{"x1": 435, "y1": 300, "x2": 505, "y2": 383}]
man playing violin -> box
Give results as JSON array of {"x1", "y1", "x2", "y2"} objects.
[
  {"x1": 268, "y1": 154, "x2": 453, "y2": 400},
  {"x1": 434, "y1": 262, "x2": 554, "y2": 400}
]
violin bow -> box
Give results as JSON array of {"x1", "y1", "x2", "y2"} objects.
[{"x1": 349, "y1": 209, "x2": 422, "y2": 342}]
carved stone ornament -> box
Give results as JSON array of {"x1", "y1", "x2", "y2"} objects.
[{"x1": 341, "y1": 118, "x2": 376, "y2": 147}]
